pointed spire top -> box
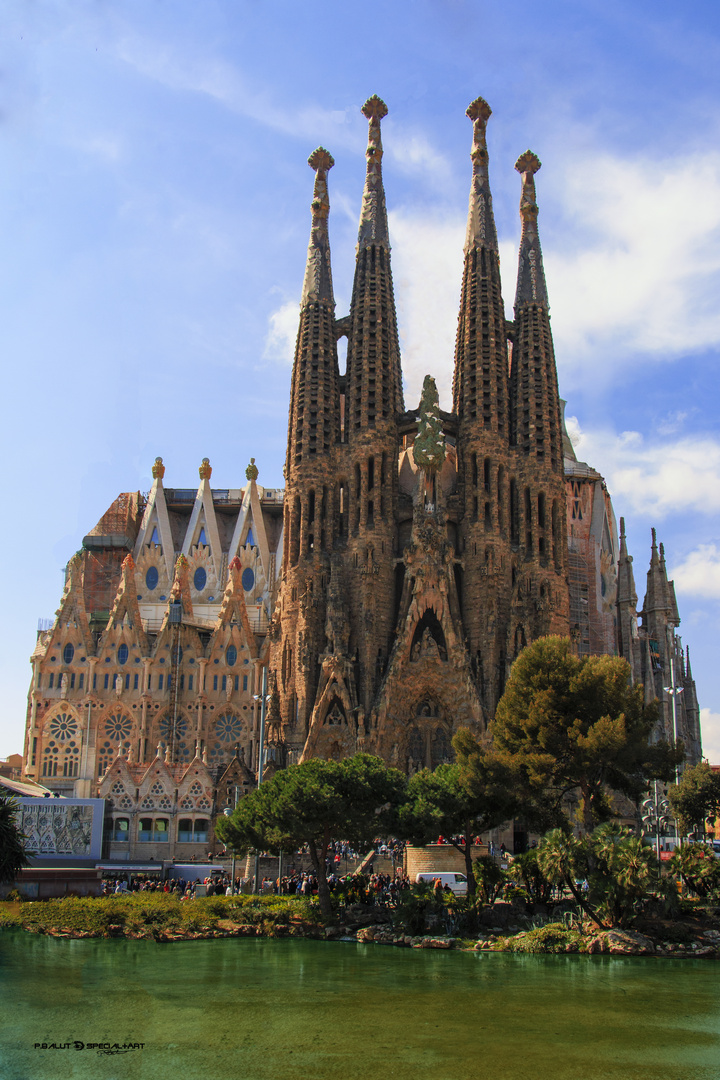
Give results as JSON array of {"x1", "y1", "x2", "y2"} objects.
[
  {"x1": 619, "y1": 517, "x2": 628, "y2": 557},
  {"x1": 152, "y1": 456, "x2": 165, "y2": 480},
  {"x1": 650, "y1": 527, "x2": 659, "y2": 565},
  {"x1": 514, "y1": 149, "x2": 548, "y2": 310},
  {"x1": 464, "y1": 96, "x2": 498, "y2": 254},
  {"x1": 301, "y1": 147, "x2": 335, "y2": 307},
  {"x1": 357, "y1": 95, "x2": 390, "y2": 251}
]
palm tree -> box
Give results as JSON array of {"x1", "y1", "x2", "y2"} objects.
[{"x1": 0, "y1": 795, "x2": 30, "y2": 884}]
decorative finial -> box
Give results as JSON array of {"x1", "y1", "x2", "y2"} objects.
[
  {"x1": 301, "y1": 149, "x2": 335, "y2": 306},
  {"x1": 357, "y1": 95, "x2": 390, "y2": 250},
  {"x1": 619, "y1": 516, "x2": 626, "y2": 539},
  {"x1": 463, "y1": 96, "x2": 498, "y2": 253},
  {"x1": 199, "y1": 457, "x2": 212, "y2": 480},
  {"x1": 466, "y1": 96, "x2": 492, "y2": 124},
  {"x1": 245, "y1": 457, "x2": 259, "y2": 482},
  {"x1": 513, "y1": 148, "x2": 548, "y2": 309},
  {"x1": 152, "y1": 456, "x2": 165, "y2": 480},
  {"x1": 362, "y1": 94, "x2": 388, "y2": 122},
  {"x1": 515, "y1": 151, "x2": 542, "y2": 221}
]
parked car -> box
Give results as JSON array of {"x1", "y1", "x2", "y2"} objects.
[{"x1": 415, "y1": 872, "x2": 468, "y2": 896}]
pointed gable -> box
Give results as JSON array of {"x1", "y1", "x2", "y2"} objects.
[
  {"x1": 48, "y1": 552, "x2": 95, "y2": 658},
  {"x1": 181, "y1": 458, "x2": 223, "y2": 580},
  {"x1": 212, "y1": 557, "x2": 257, "y2": 659},
  {"x1": 134, "y1": 459, "x2": 175, "y2": 582},
  {"x1": 102, "y1": 554, "x2": 149, "y2": 653}
]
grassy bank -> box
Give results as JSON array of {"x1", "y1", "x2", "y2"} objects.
[
  {"x1": 1, "y1": 894, "x2": 719, "y2": 956},
  {"x1": 0, "y1": 894, "x2": 323, "y2": 940}
]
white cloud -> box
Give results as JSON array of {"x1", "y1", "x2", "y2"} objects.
[
  {"x1": 545, "y1": 151, "x2": 720, "y2": 369},
  {"x1": 263, "y1": 300, "x2": 298, "y2": 366},
  {"x1": 701, "y1": 709, "x2": 720, "y2": 765},
  {"x1": 567, "y1": 419, "x2": 720, "y2": 518},
  {"x1": 386, "y1": 129, "x2": 452, "y2": 191},
  {"x1": 672, "y1": 544, "x2": 720, "y2": 600},
  {"x1": 388, "y1": 210, "x2": 465, "y2": 410}
]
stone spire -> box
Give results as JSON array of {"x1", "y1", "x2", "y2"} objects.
[
  {"x1": 452, "y1": 96, "x2": 507, "y2": 437},
  {"x1": 643, "y1": 528, "x2": 668, "y2": 618},
  {"x1": 514, "y1": 151, "x2": 549, "y2": 308},
  {"x1": 301, "y1": 148, "x2": 335, "y2": 307},
  {"x1": 509, "y1": 151, "x2": 563, "y2": 472},
  {"x1": 357, "y1": 95, "x2": 390, "y2": 251},
  {"x1": 659, "y1": 542, "x2": 681, "y2": 627},
  {"x1": 285, "y1": 148, "x2": 341, "y2": 478},
  {"x1": 345, "y1": 95, "x2": 404, "y2": 438},
  {"x1": 616, "y1": 517, "x2": 639, "y2": 676},
  {"x1": 463, "y1": 97, "x2": 498, "y2": 254}
]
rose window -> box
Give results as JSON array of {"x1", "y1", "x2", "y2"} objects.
[
  {"x1": 159, "y1": 715, "x2": 189, "y2": 741},
  {"x1": 104, "y1": 713, "x2": 133, "y2": 742},
  {"x1": 215, "y1": 712, "x2": 243, "y2": 743},
  {"x1": 48, "y1": 712, "x2": 79, "y2": 742}
]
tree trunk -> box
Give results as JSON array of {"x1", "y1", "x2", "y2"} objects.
[
  {"x1": 308, "y1": 828, "x2": 333, "y2": 920},
  {"x1": 451, "y1": 821, "x2": 476, "y2": 897}
]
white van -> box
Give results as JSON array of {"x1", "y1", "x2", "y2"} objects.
[{"x1": 415, "y1": 872, "x2": 468, "y2": 896}]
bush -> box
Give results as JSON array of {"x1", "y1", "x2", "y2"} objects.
[{"x1": 499, "y1": 922, "x2": 585, "y2": 954}]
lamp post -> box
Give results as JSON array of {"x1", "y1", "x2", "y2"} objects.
[
  {"x1": 663, "y1": 653, "x2": 684, "y2": 783},
  {"x1": 222, "y1": 808, "x2": 236, "y2": 889},
  {"x1": 641, "y1": 781, "x2": 673, "y2": 868},
  {"x1": 251, "y1": 667, "x2": 271, "y2": 894}
]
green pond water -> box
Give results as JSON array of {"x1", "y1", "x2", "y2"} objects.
[{"x1": 1, "y1": 932, "x2": 719, "y2": 1080}]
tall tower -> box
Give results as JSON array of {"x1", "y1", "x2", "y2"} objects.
[
  {"x1": 339, "y1": 95, "x2": 404, "y2": 717},
  {"x1": 508, "y1": 150, "x2": 569, "y2": 637},
  {"x1": 453, "y1": 97, "x2": 514, "y2": 714},
  {"x1": 276, "y1": 147, "x2": 341, "y2": 749}
]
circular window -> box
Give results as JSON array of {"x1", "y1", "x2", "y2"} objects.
[
  {"x1": 226, "y1": 645, "x2": 237, "y2": 667},
  {"x1": 63, "y1": 643, "x2": 74, "y2": 665},
  {"x1": 241, "y1": 568, "x2": 255, "y2": 592},
  {"x1": 49, "y1": 712, "x2": 79, "y2": 742},
  {"x1": 146, "y1": 566, "x2": 159, "y2": 591},
  {"x1": 194, "y1": 567, "x2": 207, "y2": 592},
  {"x1": 117, "y1": 644, "x2": 129, "y2": 665}
]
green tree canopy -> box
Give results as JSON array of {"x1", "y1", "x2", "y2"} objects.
[
  {"x1": 397, "y1": 730, "x2": 524, "y2": 896},
  {"x1": 667, "y1": 761, "x2": 720, "y2": 837},
  {"x1": 215, "y1": 754, "x2": 406, "y2": 918},
  {"x1": 0, "y1": 796, "x2": 30, "y2": 884},
  {"x1": 492, "y1": 636, "x2": 680, "y2": 832}
]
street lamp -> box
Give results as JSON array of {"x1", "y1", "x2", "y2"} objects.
[
  {"x1": 251, "y1": 667, "x2": 271, "y2": 893},
  {"x1": 222, "y1": 808, "x2": 237, "y2": 890},
  {"x1": 663, "y1": 653, "x2": 684, "y2": 783},
  {"x1": 641, "y1": 781, "x2": 674, "y2": 868}
]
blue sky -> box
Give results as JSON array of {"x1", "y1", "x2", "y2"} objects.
[{"x1": 2, "y1": 0, "x2": 720, "y2": 760}]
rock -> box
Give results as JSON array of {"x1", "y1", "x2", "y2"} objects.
[
  {"x1": 606, "y1": 929, "x2": 655, "y2": 956},
  {"x1": 412, "y1": 936, "x2": 452, "y2": 949}
]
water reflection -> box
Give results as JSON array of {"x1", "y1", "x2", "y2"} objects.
[{"x1": 1, "y1": 932, "x2": 719, "y2": 1080}]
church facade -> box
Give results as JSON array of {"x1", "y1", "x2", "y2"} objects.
[{"x1": 21, "y1": 97, "x2": 701, "y2": 857}]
